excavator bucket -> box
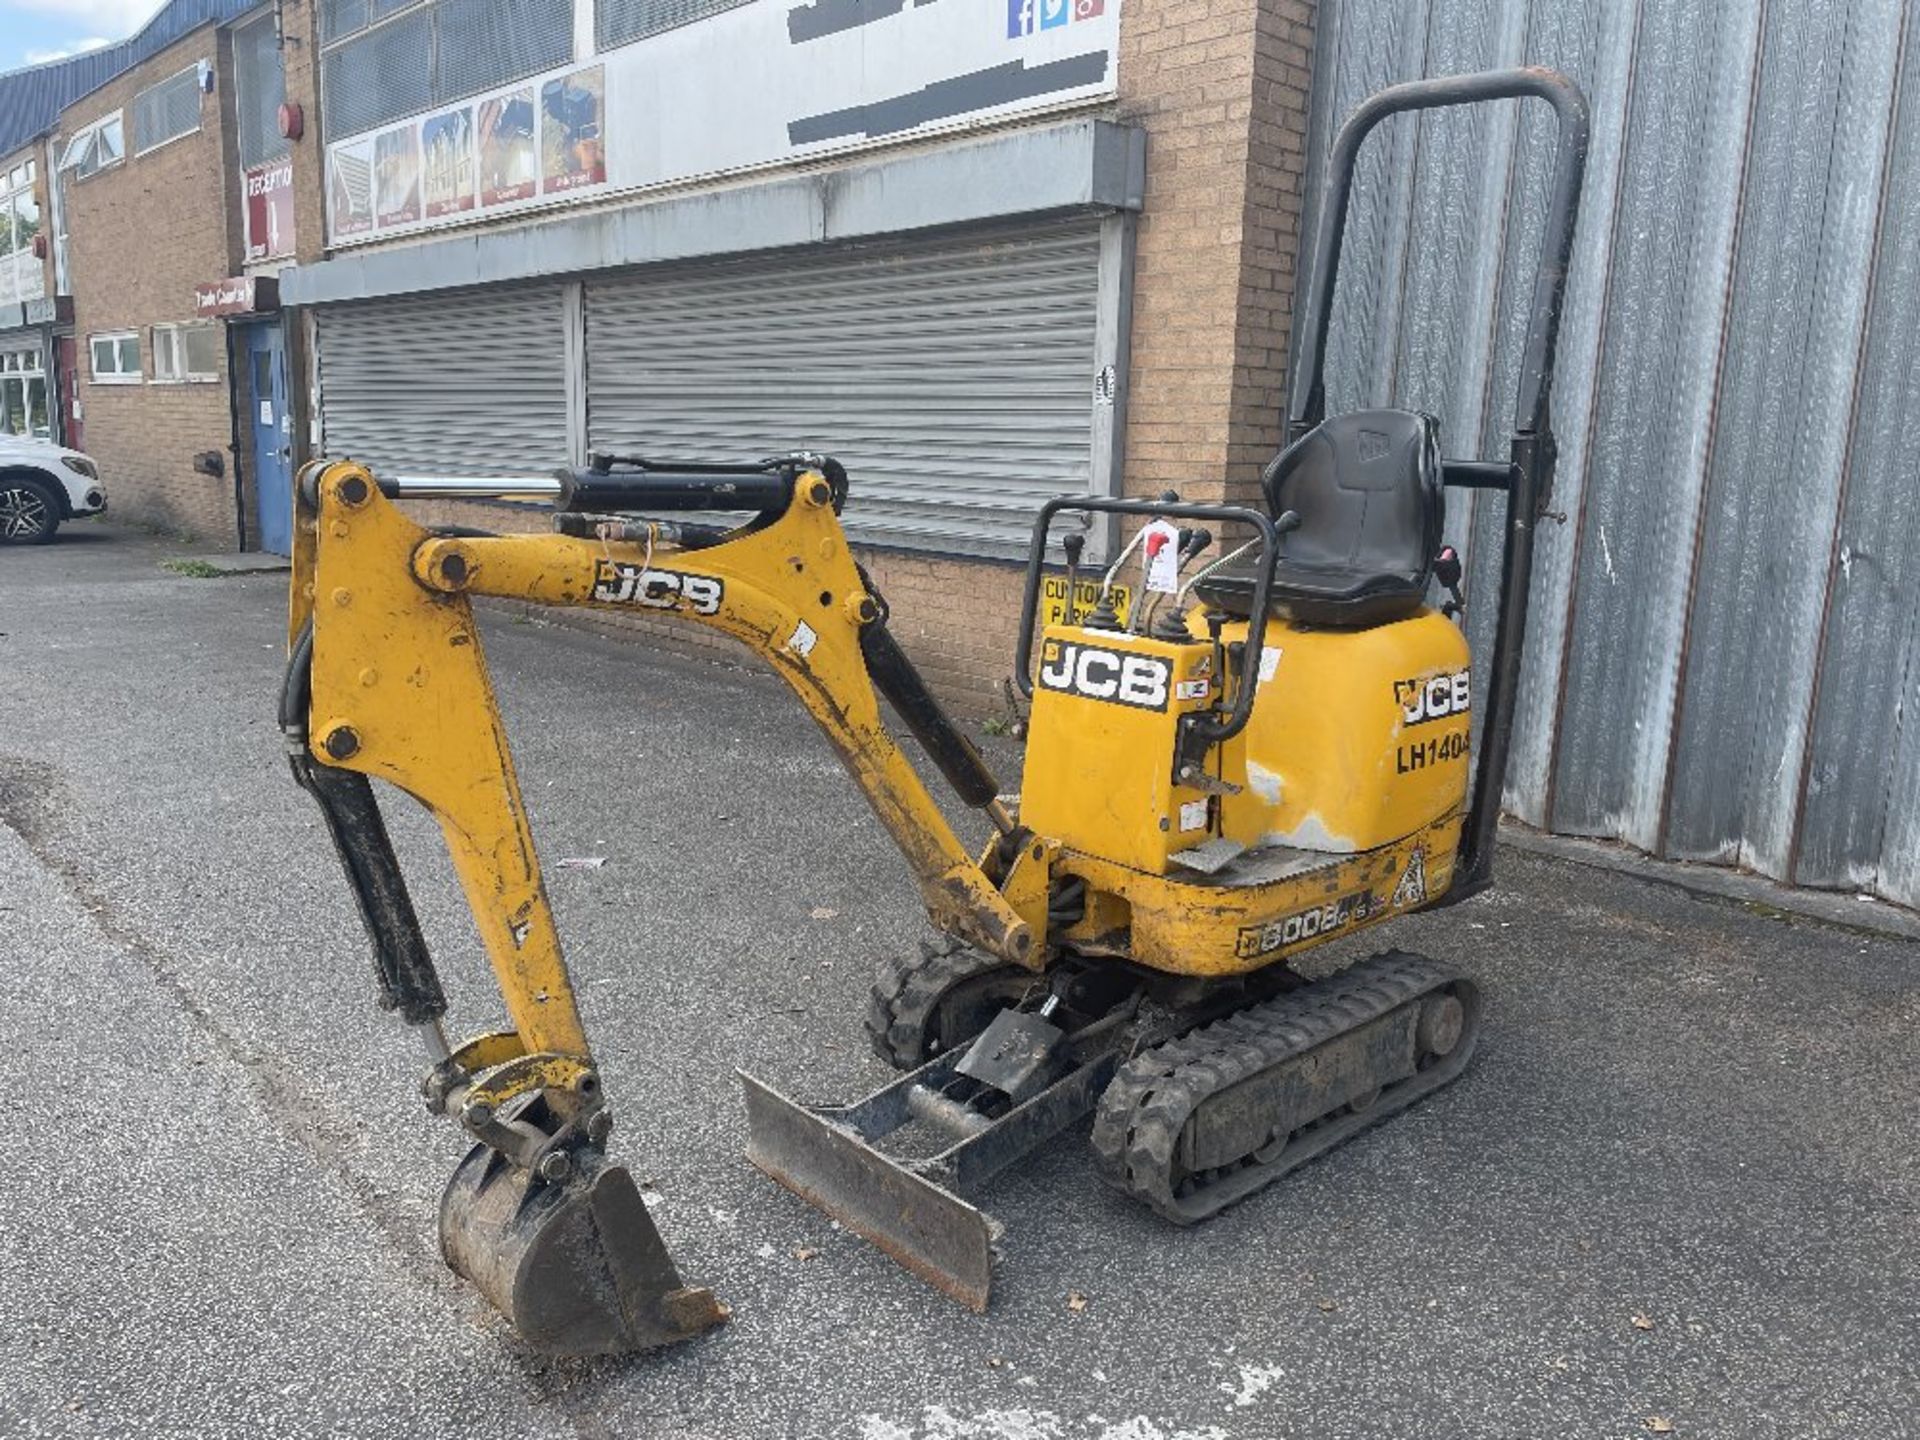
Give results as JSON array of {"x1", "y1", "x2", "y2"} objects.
[{"x1": 439, "y1": 1144, "x2": 728, "y2": 1355}]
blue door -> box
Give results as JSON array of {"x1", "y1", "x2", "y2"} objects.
[{"x1": 245, "y1": 322, "x2": 293, "y2": 555}]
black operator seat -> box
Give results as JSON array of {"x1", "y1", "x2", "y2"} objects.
[{"x1": 1196, "y1": 408, "x2": 1446, "y2": 629}]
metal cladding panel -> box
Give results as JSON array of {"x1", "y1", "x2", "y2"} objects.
[
  {"x1": 584, "y1": 223, "x2": 1102, "y2": 560},
  {"x1": 1304, "y1": 0, "x2": 1920, "y2": 909},
  {"x1": 1491, "y1": 0, "x2": 1622, "y2": 828},
  {"x1": 1549, "y1": 1, "x2": 1759, "y2": 854},
  {"x1": 1665, "y1": 0, "x2": 1905, "y2": 872},
  {"x1": 316, "y1": 285, "x2": 569, "y2": 478},
  {"x1": 1800, "y1": 4, "x2": 1920, "y2": 896}
]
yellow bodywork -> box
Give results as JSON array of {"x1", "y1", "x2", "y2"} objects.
[{"x1": 1019, "y1": 608, "x2": 1471, "y2": 977}]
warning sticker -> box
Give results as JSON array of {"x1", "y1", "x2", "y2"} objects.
[
  {"x1": 787, "y1": 620, "x2": 819, "y2": 659},
  {"x1": 1178, "y1": 799, "x2": 1209, "y2": 833},
  {"x1": 1392, "y1": 847, "x2": 1429, "y2": 908}
]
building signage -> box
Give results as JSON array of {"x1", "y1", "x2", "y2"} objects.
[
  {"x1": 195, "y1": 275, "x2": 280, "y2": 317},
  {"x1": 243, "y1": 160, "x2": 296, "y2": 263},
  {"x1": 324, "y1": 2, "x2": 1121, "y2": 246}
]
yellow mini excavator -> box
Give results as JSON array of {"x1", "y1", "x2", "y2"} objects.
[{"x1": 282, "y1": 69, "x2": 1587, "y2": 1354}]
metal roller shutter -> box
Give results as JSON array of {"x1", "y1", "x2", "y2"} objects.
[
  {"x1": 317, "y1": 284, "x2": 567, "y2": 478},
  {"x1": 585, "y1": 222, "x2": 1104, "y2": 559}
]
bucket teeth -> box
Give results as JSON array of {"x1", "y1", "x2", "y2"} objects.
[{"x1": 440, "y1": 1144, "x2": 727, "y2": 1355}]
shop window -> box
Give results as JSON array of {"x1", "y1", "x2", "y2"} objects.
[
  {"x1": 0, "y1": 348, "x2": 51, "y2": 439},
  {"x1": 152, "y1": 322, "x2": 221, "y2": 383},
  {"x1": 320, "y1": 0, "x2": 570, "y2": 139},
  {"x1": 89, "y1": 332, "x2": 142, "y2": 383},
  {"x1": 59, "y1": 114, "x2": 125, "y2": 181},
  {"x1": 134, "y1": 66, "x2": 206, "y2": 155},
  {"x1": 597, "y1": 0, "x2": 750, "y2": 50}
]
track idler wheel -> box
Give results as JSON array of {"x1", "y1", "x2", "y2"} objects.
[
  {"x1": 866, "y1": 935, "x2": 1035, "y2": 1070},
  {"x1": 439, "y1": 1143, "x2": 727, "y2": 1355}
]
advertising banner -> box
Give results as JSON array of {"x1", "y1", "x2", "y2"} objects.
[
  {"x1": 328, "y1": 138, "x2": 374, "y2": 238},
  {"x1": 422, "y1": 109, "x2": 477, "y2": 218},
  {"x1": 541, "y1": 67, "x2": 607, "y2": 195},
  {"x1": 324, "y1": 0, "x2": 1122, "y2": 246},
  {"x1": 374, "y1": 125, "x2": 422, "y2": 228},
  {"x1": 479, "y1": 90, "x2": 538, "y2": 206}
]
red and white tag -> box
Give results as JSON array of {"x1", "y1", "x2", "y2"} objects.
[{"x1": 1141, "y1": 520, "x2": 1182, "y2": 594}]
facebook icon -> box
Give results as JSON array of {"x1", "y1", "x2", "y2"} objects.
[{"x1": 1007, "y1": 0, "x2": 1035, "y2": 36}]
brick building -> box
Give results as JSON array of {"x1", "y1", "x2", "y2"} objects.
[
  {"x1": 258, "y1": 0, "x2": 1316, "y2": 713},
  {"x1": 50, "y1": 4, "x2": 299, "y2": 546},
  {"x1": 0, "y1": 134, "x2": 59, "y2": 442}
]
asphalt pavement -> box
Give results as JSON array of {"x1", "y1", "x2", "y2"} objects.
[{"x1": 1, "y1": 524, "x2": 1915, "y2": 1440}]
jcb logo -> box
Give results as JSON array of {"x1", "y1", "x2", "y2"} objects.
[
  {"x1": 1038, "y1": 641, "x2": 1171, "y2": 711},
  {"x1": 591, "y1": 561, "x2": 724, "y2": 616},
  {"x1": 1394, "y1": 670, "x2": 1470, "y2": 727}
]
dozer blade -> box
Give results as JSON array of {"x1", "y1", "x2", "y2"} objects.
[
  {"x1": 740, "y1": 1071, "x2": 1000, "y2": 1311},
  {"x1": 439, "y1": 1144, "x2": 728, "y2": 1355}
]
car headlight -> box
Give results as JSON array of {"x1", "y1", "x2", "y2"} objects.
[{"x1": 61, "y1": 456, "x2": 98, "y2": 480}]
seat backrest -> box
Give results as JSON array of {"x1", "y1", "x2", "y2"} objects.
[{"x1": 1258, "y1": 408, "x2": 1444, "y2": 626}]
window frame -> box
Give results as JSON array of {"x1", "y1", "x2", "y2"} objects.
[
  {"x1": 233, "y1": 13, "x2": 292, "y2": 171},
  {"x1": 133, "y1": 64, "x2": 206, "y2": 158},
  {"x1": 59, "y1": 113, "x2": 126, "y2": 181},
  {"x1": 151, "y1": 321, "x2": 222, "y2": 385},
  {"x1": 319, "y1": 0, "x2": 572, "y2": 141},
  {"x1": 89, "y1": 331, "x2": 143, "y2": 384},
  {"x1": 1, "y1": 163, "x2": 42, "y2": 262}
]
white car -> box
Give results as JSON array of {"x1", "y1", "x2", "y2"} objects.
[{"x1": 0, "y1": 432, "x2": 107, "y2": 544}]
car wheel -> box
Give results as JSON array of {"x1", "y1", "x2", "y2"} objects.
[{"x1": 0, "y1": 476, "x2": 60, "y2": 545}]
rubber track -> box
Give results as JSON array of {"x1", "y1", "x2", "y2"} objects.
[
  {"x1": 865, "y1": 936, "x2": 1015, "y2": 1069},
  {"x1": 1088, "y1": 950, "x2": 1474, "y2": 1223}
]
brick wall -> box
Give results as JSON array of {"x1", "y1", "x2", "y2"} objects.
[
  {"x1": 279, "y1": 3, "x2": 328, "y2": 270},
  {"x1": 62, "y1": 27, "x2": 241, "y2": 539}
]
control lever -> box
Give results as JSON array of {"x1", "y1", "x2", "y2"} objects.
[
  {"x1": 1435, "y1": 545, "x2": 1464, "y2": 618},
  {"x1": 1150, "y1": 528, "x2": 1216, "y2": 640},
  {"x1": 1060, "y1": 532, "x2": 1086, "y2": 626},
  {"x1": 1086, "y1": 490, "x2": 1179, "y2": 631}
]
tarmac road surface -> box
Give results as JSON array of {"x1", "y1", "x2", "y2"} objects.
[{"x1": 2, "y1": 526, "x2": 1915, "y2": 1439}]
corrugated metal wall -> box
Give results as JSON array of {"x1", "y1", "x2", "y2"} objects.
[{"x1": 1302, "y1": 0, "x2": 1920, "y2": 909}]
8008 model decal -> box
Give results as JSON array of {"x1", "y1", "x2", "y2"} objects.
[{"x1": 591, "y1": 560, "x2": 725, "y2": 615}]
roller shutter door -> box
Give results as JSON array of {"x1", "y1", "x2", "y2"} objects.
[
  {"x1": 316, "y1": 284, "x2": 567, "y2": 478},
  {"x1": 585, "y1": 222, "x2": 1104, "y2": 559}
]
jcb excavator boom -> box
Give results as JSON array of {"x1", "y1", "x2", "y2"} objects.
[{"x1": 284, "y1": 452, "x2": 1052, "y2": 1350}]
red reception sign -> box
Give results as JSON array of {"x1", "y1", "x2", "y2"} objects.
[{"x1": 243, "y1": 161, "x2": 296, "y2": 262}]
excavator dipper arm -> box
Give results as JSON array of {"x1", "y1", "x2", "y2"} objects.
[{"x1": 283, "y1": 454, "x2": 1043, "y2": 1352}]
